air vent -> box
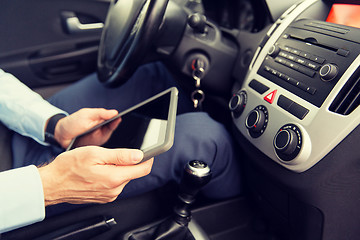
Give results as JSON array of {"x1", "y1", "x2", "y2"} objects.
[{"x1": 329, "y1": 66, "x2": 360, "y2": 115}]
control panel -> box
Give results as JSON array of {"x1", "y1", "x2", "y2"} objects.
[
  {"x1": 230, "y1": 0, "x2": 360, "y2": 172},
  {"x1": 258, "y1": 19, "x2": 360, "y2": 108}
]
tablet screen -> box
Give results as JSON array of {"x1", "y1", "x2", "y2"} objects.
[{"x1": 66, "y1": 87, "x2": 178, "y2": 161}]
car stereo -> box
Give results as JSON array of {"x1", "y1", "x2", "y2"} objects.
[{"x1": 258, "y1": 19, "x2": 360, "y2": 108}]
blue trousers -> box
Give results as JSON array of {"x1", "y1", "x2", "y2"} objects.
[{"x1": 12, "y1": 62, "x2": 242, "y2": 201}]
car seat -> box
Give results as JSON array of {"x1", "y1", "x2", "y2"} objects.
[{"x1": 0, "y1": 122, "x2": 13, "y2": 171}]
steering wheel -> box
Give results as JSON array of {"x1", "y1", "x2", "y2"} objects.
[{"x1": 97, "y1": 0, "x2": 168, "y2": 87}]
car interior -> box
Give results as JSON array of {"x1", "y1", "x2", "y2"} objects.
[{"x1": 1, "y1": 0, "x2": 360, "y2": 239}]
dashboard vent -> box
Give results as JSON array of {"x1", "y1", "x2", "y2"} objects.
[{"x1": 329, "y1": 66, "x2": 360, "y2": 115}]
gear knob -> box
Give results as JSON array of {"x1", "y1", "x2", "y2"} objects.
[
  {"x1": 179, "y1": 160, "x2": 212, "y2": 201},
  {"x1": 174, "y1": 160, "x2": 212, "y2": 226}
]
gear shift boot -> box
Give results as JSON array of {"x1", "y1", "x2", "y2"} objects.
[
  {"x1": 122, "y1": 217, "x2": 195, "y2": 240},
  {"x1": 121, "y1": 217, "x2": 209, "y2": 240}
]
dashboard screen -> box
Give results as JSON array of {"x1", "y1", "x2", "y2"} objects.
[{"x1": 326, "y1": 4, "x2": 360, "y2": 28}]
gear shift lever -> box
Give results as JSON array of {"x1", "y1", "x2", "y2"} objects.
[
  {"x1": 121, "y1": 160, "x2": 212, "y2": 240},
  {"x1": 174, "y1": 160, "x2": 212, "y2": 226}
]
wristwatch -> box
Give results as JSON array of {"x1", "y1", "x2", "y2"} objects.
[{"x1": 45, "y1": 113, "x2": 66, "y2": 145}]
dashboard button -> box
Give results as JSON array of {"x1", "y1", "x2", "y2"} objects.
[
  {"x1": 288, "y1": 102, "x2": 309, "y2": 120},
  {"x1": 285, "y1": 61, "x2": 299, "y2": 70},
  {"x1": 275, "y1": 57, "x2": 287, "y2": 65},
  {"x1": 282, "y1": 75, "x2": 292, "y2": 83},
  {"x1": 279, "y1": 73, "x2": 290, "y2": 81},
  {"x1": 306, "y1": 87, "x2": 316, "y2": 95},
  {"x1": 298, "y1": 66, "x2": 316, "y2": 77},
  {"x1": 264, "y1": 65, "x2": 272, "y2": 72},
  {"x1": 289, "y1": 48, "x2": 301, "y2": 55},
  {"x1": 279, "y1": 51, "x2": 289, "y2": 58},
  {"x1": 305, "y1": 62, "x2": 320, "y2": 71},
  {"x1": 310, "y1": 55, "x2": 325, "y2": 64},
  {"x1": 277, "y1": 95, "x2": 293, "y2": 110},
  {"x1": 264, "y1": 90, "x2": 277, "y2": 104},
  {"x1": 337, "y1": 48, "x2": 349, "y2": 57},
  {"x1": 276, "y1": 71, "x2": 286, "y2": 79},
  {"x1": 282, "y1": 46, "x2": 291, "y2": 52},
  {"x1": 288, "y1": 77, "x2": 299, "y2": 86},
  {"x1": 297, "y1": 82, "x2": 308, "y2": 91},
  {"x1": 299, "y1": 51, "x2": 311, "y2": 59},
  {"x1": 270, "y1": 68, "x2": 278, "y2": 76},
  {"x1": 295, "y1": 57, "x2": 306, "y2": 65},
  {"x1": 249, "y1": 80, "x2": 269, "y2": 94},
  {"x1": 287, "y1": 54, "x2": 296, "y2": 61}
]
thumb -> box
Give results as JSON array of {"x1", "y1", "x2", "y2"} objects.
[
  {"x1": 97, "y1": 108, "x2": 118, "y2": 120},
  {"x1": 99, "y1": 148, "x2": 144, "y2": 166}
]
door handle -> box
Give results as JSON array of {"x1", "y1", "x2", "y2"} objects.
[{"x1": 62, "y1": 11, "x2": 104, "y2": 34}]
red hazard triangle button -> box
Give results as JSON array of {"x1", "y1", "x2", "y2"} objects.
[{"x1": 264, "y1": 90, "x2": 277, "y2": 104}]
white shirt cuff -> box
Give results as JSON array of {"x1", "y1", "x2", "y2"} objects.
[{"x1": 0, "y1": 165, "x2": 45, "y2": 233}]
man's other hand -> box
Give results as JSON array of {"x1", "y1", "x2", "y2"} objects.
[
  {"x1": 54, "y1": 108, "x2": 121, "y2": 148},
  {"x1": 38, "y1": 147, "x2": 153, "y2": 206}
]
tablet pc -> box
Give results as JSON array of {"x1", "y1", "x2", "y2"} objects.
[{"x1": 66, "y1": 87, "x2": 178, "y2": 161}]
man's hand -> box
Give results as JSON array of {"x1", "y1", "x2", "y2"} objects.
[
  {"x1": 54, "y1": 108, "x2": 121, "y2": 149},
  {"x1": 38, "y1": 146, "x2": 153, "y2": 206}
]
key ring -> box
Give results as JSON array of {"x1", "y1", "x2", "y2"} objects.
[{"x1": 191, "y1": 89, "x2": 205, "y2": 109}]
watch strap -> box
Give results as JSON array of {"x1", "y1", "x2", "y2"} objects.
[{"x1": 45, "y1": 113, "x2": 66, "y2": 145}]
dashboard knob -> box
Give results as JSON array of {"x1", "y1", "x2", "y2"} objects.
[
  {"x1": 268, "y1": 45, "x2": 280, "y2": 58},
  {"x1": 229, "y1": 91, "x2": 247, "y2": 116},
  {"x1": 319, "y1": 63, "x2": 338, "y2": 81},
  {"x1": 246, "y1": 109, "x2": 266, "y2": 133},
  {"x1": 274, "y1": 129, "x2": 298, "y2": 155}
]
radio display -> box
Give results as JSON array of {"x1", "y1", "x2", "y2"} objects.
[{"x1": 326, "y1": 4, "x2": 360, "y2": 28}]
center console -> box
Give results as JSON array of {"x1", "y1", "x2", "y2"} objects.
[
  {"x1": 230, "y1": 1, "x2": 360, "y2": 239},
  {"x1": 231, "y1": 0, "x2": 360, "y2": 172}
]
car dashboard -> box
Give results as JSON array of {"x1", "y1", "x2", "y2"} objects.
[
  {"x1": 232, "y1": 0, "x2": 360, "y2": 172},
  {"x1": 230, "y1": 0, "x2": 360, "y2": 239}
]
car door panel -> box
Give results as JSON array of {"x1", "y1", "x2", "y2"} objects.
[{"x1": 0, "y1": 0, "x2": 110, "y2": 88}]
